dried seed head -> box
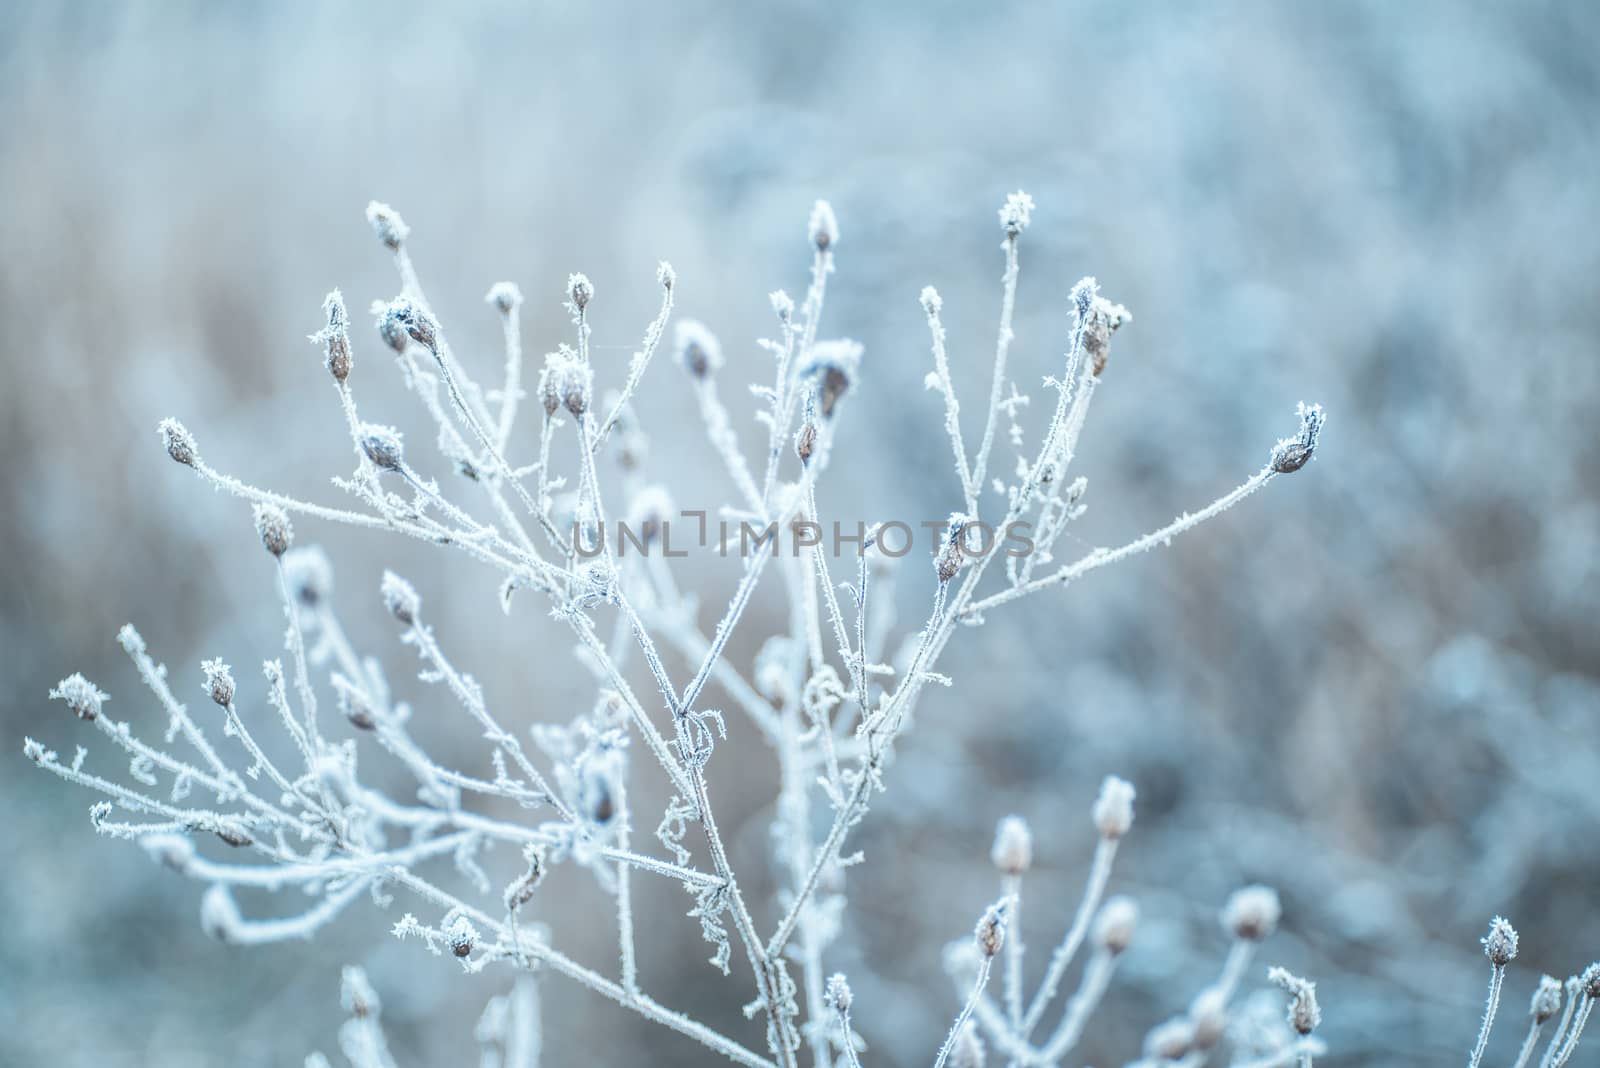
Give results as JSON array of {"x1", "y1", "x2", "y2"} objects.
[
  {"x1": 141, "y1": 833, "x2": 195, "y2": 872},
  {"x1": 974, "y1": 901, "x2": 1007, "y2": 958},
  {"x1": 674, "y1": 319, "x2": 723, "y2": 378},
  {"x1": 1082, "y1": 295, "x2": 1132, "y2": 377},
  {"x1": 950, "y1": 1022, "x2": 986, "y2": 1068},
  {"x1": 200, "y1": 884, "x2": 241, "y2": 941},
  {"x1": 485, "y1": 281, "x2": 523, "y2": 315},
  {"x1": 447, "y1": 914, "x2": 478, "y2": 958},
  {"x1": 998, "y1": 190, "x2": 1035, "y2": 236},
  {"x1": 1268, "y1": 967, "x2": 1321, "y2": 1035},
  {"x1": 1093, "y1": 895, "x2": 1139, "y2": 955},
  {"x1": 365, "y1": 201, "x2": 409, "y2": 250},
  {"x1": 51, "y1": 673, "x2": 107, "y2": 721},
  {"x1": 920, "y1": 285, "x2": 943, "y2": 316},
  {"x1": 201, "y1": 658, "x2": 235, "y2": 707},
  {"x1": 1482, "y1": 916, "x2": 1519, "y2": 967},
  {"x1": 1222, "y1": 885, "x2": 1282, "y2": 942},
  {"x1": 359, "y1": 423, "x2": 406, "y2": 472},
  {"x1": 808, "y1": 200, "x2": 838, "y2": 251},
  {"x1": 1583, "y1": 963, "x2": 1600, "y2": 999},
  {"x1": 1144, "y1": 1017, "x2": 1196, "y2": 1060},
  {"x1": 568, "y1": 273, "x2": 593, "y2": 312},
  {"x1": 798, "y1": 339, "x2": 863, "y2": 419},
  {"x1": 214, "y1": 824, "x2": 253, "y2": 848},
  {"x1": 1271, "y1": 402, "x2": 1326, "y2": 474},
  {"x1": 1092, "y1": 775, "x2": 1136, "y2": 839},
  {"x1": 1532, "y1": 975, "x2": 1563, "y2": 1023},
  {"x1": 283, "y1": 546, "x2": 334, "y2": 608},
  {"x1": 379, "y1": 298, "x2": 438, "y2": 353},
  {"x1": 380, "y1": 570, "x2": 420, "y2": 624},
  {"x1": 990, "y1": 815, "x2": 1033, "y2": 876},
  {"x1": 159, "y1": 418, "x2": 198, "y2": 467},
  {"x1": 824, "y1": 973, "x2": 852, "y2": 1015},
  {"x1": 253, "y1": 504, "x2": 293, "y2": 557},
  {"x1": 342, "y1": 965, "x2": 380, "y2": 1019},
  {"x1": 316, "y1": 290, "x2": 352, "y2": 382},
  {"x1": 1188, "y1": 986, "x2": 1229, "y2": 1050}
]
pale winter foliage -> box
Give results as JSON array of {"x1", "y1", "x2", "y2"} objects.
[{"x1": 30, "y1": 194, "x2": 1337, "y2": 1067}]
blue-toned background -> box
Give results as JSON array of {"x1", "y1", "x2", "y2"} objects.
[{"x1": 2, "y1": 3, "x2": 1596, "y2": 1064}]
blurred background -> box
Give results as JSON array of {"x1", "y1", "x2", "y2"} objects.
[{"x1": 2, "y1": 2, "x2": 1597, "y2": 1065}]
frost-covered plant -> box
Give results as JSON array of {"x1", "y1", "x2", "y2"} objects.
[
  {"x1": 27, "y1": 194, "x2": 1326, "y2": 1066},
  {"x1": 1463, "y1": 916, "x2": 1597, "y2": 1068}
]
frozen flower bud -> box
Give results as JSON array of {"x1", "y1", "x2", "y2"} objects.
[
  {"x1": 1268, "y1": 967, "x2": 1321, "y2": 1035},
  {"x1": 485, "y1": 281, "x2": 523, "y2": 315},
  {"x1": 920, "y1": 285, "x2": 943, "y2": 316},
  {"x1": 51, "y1": 673, "x2": 107, "y2": 721},
  {"x1": 824, "y1": 973, "x2": 852, "y2": 1014},
  {"x1": 568, "y1": 273, "x2": 593, "y2": 311},
  {"x1": 1582, "y1": 963, "x2": 1600, "y2": 999},
  {"x1": 538, "y1": 357, "x2": 563, "y2": 416},
  {"x1": 380, "y1": 298, "x2": 437, "y2": 353},
  {"x1": 141, "y1": 833, "x2": 195, "y2": 872},
  {"x1": 338, "y1": 686, "x2": 377, "y2": 730},
  {"x1": 1482, "y1": 916, "x2": 1519, "y2": 966},
  {"x1": 657, "y1": 260, "x2": 675, "y2": 290},
  {"x1": 975, "y1": 901, "x2": 1007, "y2": 958},
  {"x1": 798, "y1": 339, "x2": 863, "y2": 419},
  {"x1": 1188, "y1": 986, "x2": 1229, "y2": 1050},
  {"x1": 359, "y1": 423, "x2": 405, "y2": 472},
  {"x1": 579, "y1": 761, "x2": 617, "y2": 825},
  {"x1": 365, "y1": 200, "x2": 409, "y2": 250},
  {"x1": 1271, "y1": 401, "x2": 1326, "y2": 473},
  {"x1": 201, "y1": 658, "x2": 235, "y2": 707},
  {"x1": 542, "y1": 351, "x2": 591, "y2": 416},
  {"x1": 253, "y1": 504, "x2": 293, "y2": 557},
  {"x1": 373, "y1": 299, "x2": 409, "y2": 353},
  {"x1": 990, "y1": 815, "x2": 1033, "y2": 876},
  {"x1": 795, "y1": 421, "x2": 818, "y2": 465},
  {"x1": 1222, "y1": 885, "x2": 1281, "y2": 942},
  {"x1": 1531, "y1": 975, "x2": 1563, "y2": 1023},
  {"x1": 342, "y1": 965, "x2": 380, "y2": 1019},
  {"x1": 447, "y1": 914, "x2": 478, "y2": 958},
  {"x1": 950, "y1": 1022, "x2": 986, "y2": 1068},
  {"x1": 770, "y1": 289, "x2": 794, "y2": 322},
  {"x1": 935, "y1": 513, "x2": 972, "y2": 584},
  {"x1": 808, "y1": 199, "x2": 838, "y2": 251},
  {"x1": 200, "y1": 883, "x2": 241, "y2": 942},
  {"x1": 380, "y1": 570, "x2": 420, "y2": 624},
  {"x1": 283, "y1": 546, "x2": 334, "y2": 608},
  {"x1": 1092, "y1": 775, "x2": 1136, "y2": 839},
  {"x1": 1144, "y1": 1017, "x2": 1196, "y2": 1060},
  {"x1": 1083, "y1": 295, "x2": 1132, "y2": 377},
  {"x1": 998, "y1": 190, "x2": 1035, "y2": 236},
  {"x1": 214, "y1": 824, "x2": 253, "y2": 848},
  {"x1": 316, "y1": 289, "x2": 352, "y2": 382},
  {"x1": 674, "y1": 319, "x2": 723, "y2": 378},
  {"x1": 159, "y1": 418, "x2": 198, "y2": 467},
  {"x1": 1093, "y1": 896, "x2": 1139, "y2": 955}
]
